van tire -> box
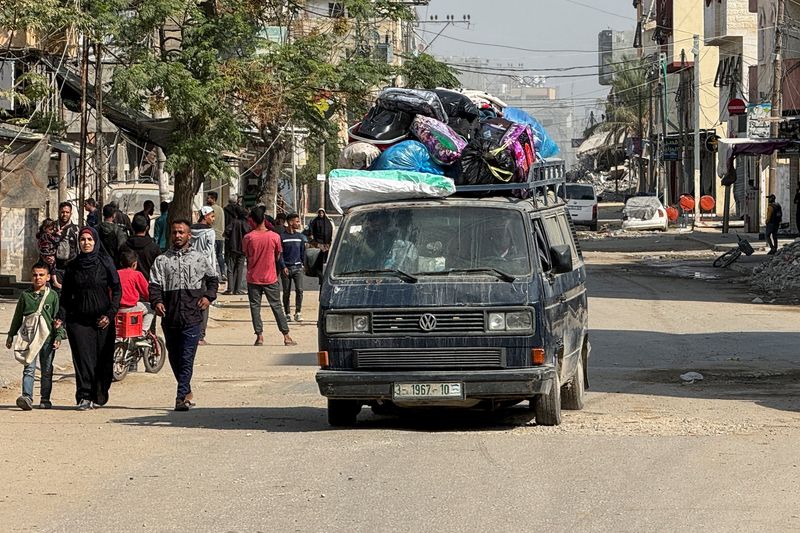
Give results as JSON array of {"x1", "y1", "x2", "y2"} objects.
[
  {"x1": 561, "y1": 354, "x2": 585, "y2": 410},
  {"x1": 533, "y1": 371, "x2": 562, "y2": 426},
  {"x1": 327, "y1": 399, "x2": 361, "y2": 427}
]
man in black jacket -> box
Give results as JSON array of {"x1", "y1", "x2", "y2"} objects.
[
  {"x1": 150, "y1": 219, "x2": 218, "y2": 411},
  {"x1": 125, "y1": 214, "x2": 161, "y2": 280},
  {"x1": 309, "y1": 208, "x2": 334, "y2": 285},
  {"x1": 97, "y1": 204, "x2": 128, "y2": 264}
]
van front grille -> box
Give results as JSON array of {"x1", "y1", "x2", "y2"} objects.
[
  {"x1": 354, "y1": 347, "x2": 505, "y2": 369},
  {"x1": 371, "y1": 310, "x2": 485, "y2": 335}
]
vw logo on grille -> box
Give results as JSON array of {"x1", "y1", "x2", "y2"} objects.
[{"x1": 418, "y1": 313, "x2": 437, "y2": 332}]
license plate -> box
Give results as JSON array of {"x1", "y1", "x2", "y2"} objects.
[{"x1": 392, "y1": 382, "x2": 463, "y2": 399}]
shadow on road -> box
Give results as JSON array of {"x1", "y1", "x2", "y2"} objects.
[
  {"x1": 590, "y1": 329, "x2": 800, "y2": 414},
  {"x1": 109, "y1": 405, "x2": 538, "y2": 432}
]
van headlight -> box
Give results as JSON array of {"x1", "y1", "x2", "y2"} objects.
[
  {"x1": 487, "y1": 311, "x2": 533, "y2": 332},
  {"x1": 326, "y1": 313, "x2": 370, "y2": 334}
]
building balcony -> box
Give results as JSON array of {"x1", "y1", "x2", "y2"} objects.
[{"x1": 0, "y1": 28, "x2": 78, "y2": 55}]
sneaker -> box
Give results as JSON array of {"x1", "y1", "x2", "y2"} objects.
[
  {"x1": 294, "y1": 312, "x2": 303, "y2": 322},
  {"x1": 39, "y1": 399, "x2": 52, "y2": 410},
  {"x1": 174, "y1": 399, "x2": 190, "y2": 412},
  {"x1": 285, "y1": 313, "x2": 292, "y2": 323},
  {"x1": 90, "y1": 402, "x2": 101, "y2": 410},
  {"x1": 16, "y1": 395, "x2": 33, "y2": 411},
  {"x1": 76, "y1": 399, "x2": 92, "y2": 411}
]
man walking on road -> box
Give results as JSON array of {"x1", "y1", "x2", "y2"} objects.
[
  {"x1": 243, "y1": 207, "x2": 296, "y2": 347},
  {"x1": 207, "y1": 191, "x2": 227, "y2": 282},
  {"x1": 150, "y1": 219, "x2": 218, "y2": 411},
  {"x1": 134, "y1": 200, "x2": 155, "y2": 237},
  {"x1": 55, "y1": 202, "x2": 79, "y2": 271},
  {"x1": 281, "y1": 213, "x2": 307, "y2": 322},
  {"x1": 765, "y1": 194, "x2": 782, "y2": 255}
]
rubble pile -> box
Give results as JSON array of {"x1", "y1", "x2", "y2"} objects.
[
  {"x1": 750, "y1": 241, "x2": 800, "y2": 293},
  {"x1": 574, "y1": 168, "x2": 638, "y2": 201}
]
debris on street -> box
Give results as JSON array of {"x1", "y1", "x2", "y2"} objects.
[
  {"x1": 749, "y1": 240, "x2": 800, "y2": 293},
  {"x1": 680, "y1": 372, "x2": 704, "y2": 384}
]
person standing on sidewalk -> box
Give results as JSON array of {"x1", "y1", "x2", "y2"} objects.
[
  {"x1": 6, "y1": 262, "x2": 66, "y2": 410},
  {"x1": 150, "y1": 219, "x2": 218, "y2": 411},
  {"x1": 191, "y1": 206, "x2": 217, "y2": 345},
  {"x1": 154, "y1": 201, "x2": 170, "y2": 252},
  {"x1": 765, "y1": 194, "x2": 782, "y2": 255},
  {"x1": 60, "y1": 227, "x2": 122, "y2": 410},
  {"x1": 281, "y1": 213, "x2": 307, "y2": 322},
  {"x1": 125, "y1": 214, "x2": 161, "y2": 281},
  {"x1": 223, "y1": 205, "x2": 249, "y2": 295},
  {"x1": 206, "y1": 191, "x2": 227, "y2": 283},
  {"x1": 243, "y1": 207, "x2": 296, "y2": 347},
  {"x1": 309, "y1": 208, "x2": 334, "y2": 286}
]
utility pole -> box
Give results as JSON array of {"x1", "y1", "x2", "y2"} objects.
[
  {"x1": 693, "y1": 35, "x2": 701, "y2": 223},
  {"x1": 78, "y1": 34, "x2": 90, "y2": 225},
  {"x1": 290, "y1": 124, "x2": 297, "y2": 212},
  {"x1": 318, "y1": 142, "x2": 325, "y2": 210},
  {"x1": 94, "y1": 42, "x2": 106, "y2": 206},
  {"x1": 769, "y1": 0, "x2": 785, "y2": 204},
  {"x1": 660, "y1": 52, "x2": 669, "y2": 202}
]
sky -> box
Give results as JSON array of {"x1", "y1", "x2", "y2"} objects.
[{"x1": 419, "y1": 0, "x2": 636, "y2": 115}]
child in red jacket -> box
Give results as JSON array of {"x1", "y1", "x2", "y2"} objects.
[{"x1": 117, "y1": 248, "x2": 153, "y2": 332}]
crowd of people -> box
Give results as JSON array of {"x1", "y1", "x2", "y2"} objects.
[{"x1": 6, "y1": 193, "x2": 336, "y2": 413}]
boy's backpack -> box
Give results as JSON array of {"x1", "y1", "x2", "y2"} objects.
[{"x1": 12, "y1": 287, "x2": 52, "y2": 365}]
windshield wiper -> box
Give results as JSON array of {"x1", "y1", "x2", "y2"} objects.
[
  {"x1": 414, "y1": 268, "x2": 516, "y2": 283},
  {"x1": 337, "y1": 269, "x2": 418, "y2": 283}
]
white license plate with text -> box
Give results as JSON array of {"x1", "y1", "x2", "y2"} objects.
[{"x1": 392, "y1": 382, "x2": 463, "y2": 399}]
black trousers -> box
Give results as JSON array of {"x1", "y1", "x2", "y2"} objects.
[
  {"x1": 163, "y1": 323, "x2": 201, "y2": 401},
  {"x1": 66, "y1": 320, "x2": 115, "y2": 405},
  {"x1": 766, "y1": 223, "x2": 779, "y2": 252}
]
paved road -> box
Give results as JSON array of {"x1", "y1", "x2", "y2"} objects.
[{"x1": 1, "y1": 246, "x2": 799, "y2": 532}]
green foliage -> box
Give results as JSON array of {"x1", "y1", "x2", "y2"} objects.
[
  {"x1": 397, "y1": 53, "x2": 461, "y2": 90},
  {"x1": 600, "y1": 56, "x2": 649, "y2": 144},
  {"x1": 26, "y1": 111, "x2": 67, "y2": 135}
]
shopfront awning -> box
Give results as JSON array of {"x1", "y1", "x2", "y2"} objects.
[{"x1": 717, "y1": 138, "x2": 798, "y2": 156}]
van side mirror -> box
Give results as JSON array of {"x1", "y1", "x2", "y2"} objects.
[{"x1": 550, "y1": 244, "x2": 573, "y2": 274}]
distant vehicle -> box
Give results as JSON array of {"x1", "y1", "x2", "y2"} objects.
[
  {"x1": 559, "y1": 183, "x2": 598, "y2": 231},
  {"x1": 622, "y1": 195, "x2": 669, "y2": 231},
  {"x1": 106, "y1": 182, "x2": 204, "y2": 229}
]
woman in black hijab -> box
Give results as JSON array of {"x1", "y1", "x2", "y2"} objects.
[{"x1": 60, "y1": 226, "x2": 121, "y2": 410}]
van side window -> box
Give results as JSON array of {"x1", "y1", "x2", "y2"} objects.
[
  {"x1": 542, "y1": 216, "x2": 564, "y2": 250},
  {"x1": 532, "y1": 218, "x2": 551, "y2": 272},
  {"x1": 556, "y1": 213, "x2": 579, "y2": 264}
]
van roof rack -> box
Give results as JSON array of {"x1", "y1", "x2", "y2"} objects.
[{"x1": 453, "y1": 159, "x2": 567, "y2": 207}]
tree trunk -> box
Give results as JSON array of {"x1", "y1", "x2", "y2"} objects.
[
  {"x1": 170, "y1": 166, "x2": 197, "y2": 226},
  {"x1": 258, "y1": 142, "x2": 289, "y2": 217}
]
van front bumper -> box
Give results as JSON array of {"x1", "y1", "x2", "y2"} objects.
[{"x1": 315, "y1": 367, "x2": 556, "y2": 400}]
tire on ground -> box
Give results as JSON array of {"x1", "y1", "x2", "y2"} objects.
[
  {"x1": 327, "y1": 399, "x2": 362, "y2": 426},
  {"x1": 561, "y1": 353, "x2": 585, "y2": 410}
]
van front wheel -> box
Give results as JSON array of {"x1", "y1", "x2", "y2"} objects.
[
  {"x1": 532, "y1": 373, "x2": 562, "y2": 426},
  {"x1": 561, "y1": 355, "x2": 585, "y2": 410},
  {"x1": 327, "y1": 399, "x2": 361, "y2": 427}
]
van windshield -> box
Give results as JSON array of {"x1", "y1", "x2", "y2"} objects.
[
  {"x1": 332, "y1": 207, "x2": 531, "y2": 278},
  {"x1": 562, "y1": 184, "x2": 595, "y2": 200}
]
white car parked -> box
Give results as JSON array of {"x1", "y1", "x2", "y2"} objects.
[
  {"x1": 560, "y1": 183, "x2": 598, "y2": 231},
  {"x1": 622, "y1": 195, "x2": 669, "y2": 231}
]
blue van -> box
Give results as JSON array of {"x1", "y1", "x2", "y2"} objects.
[{"x1": 315, "y1": 161, "x2": 590, "y2": 426}]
